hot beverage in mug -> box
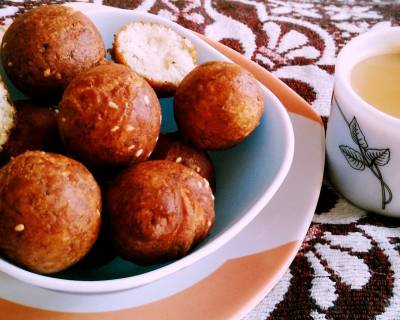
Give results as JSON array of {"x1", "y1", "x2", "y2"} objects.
[{"x1": 351, "y1": 53, "x2": 400, "y2": 118}]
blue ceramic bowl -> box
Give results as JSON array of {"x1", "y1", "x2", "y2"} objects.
[{"x1": 0, "y1": 3, "x2": 294, "y2": 293}]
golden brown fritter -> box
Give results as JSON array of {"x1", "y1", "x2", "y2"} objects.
[
  {"x1": 151, "y1": 132, "x2": 216, "y2": 190},
  {"x1": 174, "y1": 61, "x2": 264, "y2": 149},
  {"x1": 1, "y1": 5, "x2": 105, "y2": 101},
  {"x1": 0, "y1": 151, "x2": 101, "y2": 274},
  {"x1": 58, "y1": 63, "x2": 161, "y2": 168},
  {"x1": 107, "y1": 160, "x2": 214, "y2": 265},
  {"x1": 0, "y1": 100, "x2": 62, "y2": 167}
]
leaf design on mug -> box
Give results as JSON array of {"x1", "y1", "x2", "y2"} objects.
[
  {"x1": 339, "y1": 145, "x2": 366, "y2": 170},
  {"x1": 350, "y1": 117, "x2": 368, "y2": 149},
  {"x1": 335, "y1": 96, "x2": 393, "y2": 210},
  {"x1": 365, "y1": 148, "x2": 390, "y2": 166}
]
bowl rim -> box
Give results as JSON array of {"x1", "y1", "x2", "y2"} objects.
[{"x1": 0, "y1": 3, "x2": 295, "y2": 293}]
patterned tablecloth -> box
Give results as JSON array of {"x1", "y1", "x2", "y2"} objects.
[{"x1": 0, "y1": 0, "x2": 400, "y2": 319}]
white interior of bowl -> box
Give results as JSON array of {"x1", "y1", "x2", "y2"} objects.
[{"x1": 0, "y1": 3, "x2": 294, "y2": 293}]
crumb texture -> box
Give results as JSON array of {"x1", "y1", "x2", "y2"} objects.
[
  {"x1": 114, "y1": 22, "x2": 196, "y2": 88},
  {"x1": 0, "y1": 80, "x2": 15, "y2": 152}
]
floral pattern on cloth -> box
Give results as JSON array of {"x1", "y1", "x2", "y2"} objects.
[
  {"x1": 0, "y1": 0, "x2": 398, "y2": 117},
  {"x1": 246, "y1": 184, "x2": 400, "y2": 319},
  {"x1": 0, "y1": 0, "x2": 399, "y2": 319}
]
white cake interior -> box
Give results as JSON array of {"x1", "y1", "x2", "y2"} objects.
[
  {"x1": 116, "y1": 22, "x2": 196, "y2": 85},
  {"x1": 0, "y1": 80, "x2": 14, "y2": 151}
]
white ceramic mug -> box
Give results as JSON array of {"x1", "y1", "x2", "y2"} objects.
[{"x1": 326, "y1": 27, "x2": 400, "y2": 217}]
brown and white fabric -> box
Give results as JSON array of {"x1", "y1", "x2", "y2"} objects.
[{"x1": 0, "y1": 1, "x2": 399, "y2": 318}]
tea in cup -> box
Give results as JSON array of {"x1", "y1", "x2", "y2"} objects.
[{"x1": 352, "y1": 53, "x2": 400, "y2": 118}]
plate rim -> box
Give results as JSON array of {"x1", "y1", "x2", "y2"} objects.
[{"x1": 0, "y1": 3, "x2": 325, "y2": 317}]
